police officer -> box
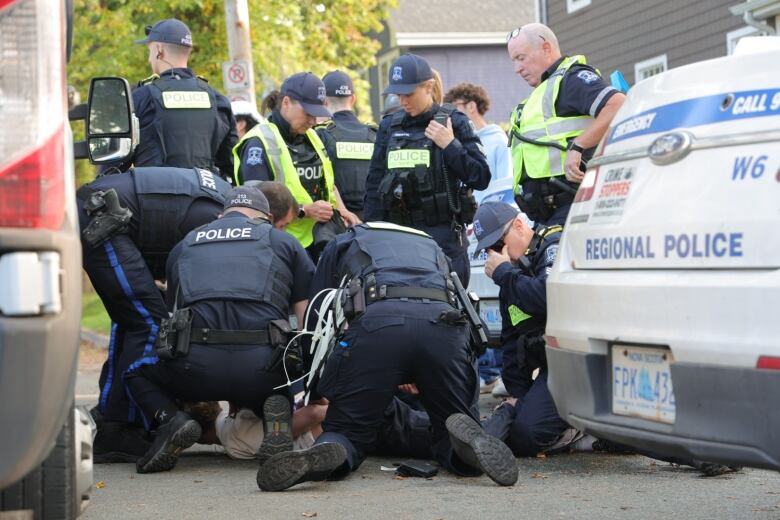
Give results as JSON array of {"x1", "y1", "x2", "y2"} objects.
[
  {"x1": 471, "y1": 201, "x2": 569, "y2": 456},
  {"x1": 506, "y1": 23, "x2": 625, "y2": 227},
  {"x1": 316, "y1": 70, "x2": 377, "y2": 220},
  {"x1": 255, "y1": 222, "x2": 518, "y2": 491},
  {"x1": 125, "y1": 186, "x2": 316, "y2": 473},
  {"x1": 363, "y1": 54, "x2": 490, "y2": 286},
  {"x1": 231, "y1": 100, "x2": 264, "y2": 139},
  {"x1": 77, "y1": 167, "x2": 231, "y2": 462},
  {"x1": 232, "y1": 72, "x2": 359, "y2": 254},
  {"x1": 125, "y1": 19, "x2": 237, "y2": 178}
]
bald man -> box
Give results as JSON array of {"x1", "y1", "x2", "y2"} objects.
[{"x1": 506, "y1": 23, "x2": 625, "y2": 227}]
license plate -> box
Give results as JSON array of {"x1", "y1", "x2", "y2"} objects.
[
  {"x1": 479, "y1": 300, "x2": 502, "y2": 333},
  {"x1": 611, "y1": 345, "x2": 675, "y2": 424}
]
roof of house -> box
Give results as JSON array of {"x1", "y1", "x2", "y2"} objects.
[{"x1": 390, "y1": 0, "x2": 535, "y2": 46}]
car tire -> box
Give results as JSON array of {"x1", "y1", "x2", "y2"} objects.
[{"x1": 0, "y1": 404, "x2": 80, "y2": 519}]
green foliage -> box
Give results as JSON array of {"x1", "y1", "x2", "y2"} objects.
[
  {"x1": 69, "y1": 0, "x2": 395, "y2": 125},
  {"x1": 81, "y1": 290, "x2": 112, "y2": 336}
]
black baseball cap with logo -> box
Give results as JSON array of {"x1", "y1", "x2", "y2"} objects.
[
  {"x1": 280, "y1": 72, "x2": 331, "y2": 118},
  {"x1": 135, "y1": 18, "x2": 193, "y2": 48},
  {"x1": 383, "y1": 53, "x2": 434, "y2": 95},
  {"x1": 322, "y1": 70, "x2": 354, "y2": 97},
  {"x1": 223, "y1": 186, "x2": 270, "y2": 214},
  {"x1": 472, "y1": 201, "x2": 520, "y2": 255}
]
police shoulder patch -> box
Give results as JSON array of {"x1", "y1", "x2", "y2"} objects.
[
  {"x1": 245, "y1": 146, "x2": 264, "y2": 166},
  {"x1": 576, "y1": 70, "x2": 600, "y2": 84},
  {"x1": 543, "y1": 243, "x2": 559, "y2": 265},
  {"x1": 137, "y1": 74, "x2": 160, "y2": 87}
]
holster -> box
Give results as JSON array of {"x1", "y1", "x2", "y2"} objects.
[
  {"x1": 341, "y1": 278, "x2": 366, "y2": 321},
  {"x1": 458, "y1": 189, "x2": 477, "y2": 225},
  {"x1": 155, "y1": 308, "x2": 193, "y2": 360},
  {"x1": 266, "y1": 319, "x2": 301, "y2": 374},
  {"x1": 81, "y1": 188, "x2": 133, "y2": 247},
  {"x1": 450, "y1": 272, "x2": 488, "y2": 356},
  {"x1": 522, "y1": 333, "x2": 548, "y2": 371}
]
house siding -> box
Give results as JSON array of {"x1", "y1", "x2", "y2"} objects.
[{"x1": 545, "y1": 0, "x2": 746, "y2": 85}]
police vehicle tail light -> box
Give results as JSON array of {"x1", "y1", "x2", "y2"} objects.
[
  {"x1": 757, "y1": 356, "x2": 780, "y2": 370},
  {"x1": 573, "y1": 166, "x2": 599, "y2": 203},
  {"x1": 544, "y1": 335, "x2": 560, "y2": 348},
  {"x1": 0, "y1": 0, "x2": 67, "y2": 230}
]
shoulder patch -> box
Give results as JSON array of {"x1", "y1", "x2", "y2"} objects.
[
  {"x1": 137, "y1": 73, "x2": 160, "y2": 87},
  {"x1": 543, "y1": 243, "x2": 559, "y2": 265},
  {"x1": 576, "y1": 70, "x2": 600, "y2": 84},
  {"x1": 196, "y1": 75, "x2": 209, "y2": 83},
  {"x1": 245, "y1": 146, "x2": 264, "y2": 166}
]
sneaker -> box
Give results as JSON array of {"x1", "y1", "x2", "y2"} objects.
[
  {"x1": 256, "y1": 394, "x2": 293, "y2": 464},
  {"x1": 445, "y1": 413, "x2": 518, "y2": 486},
  {"x1": 256, "y1": 442, "x2": 348, "y2": 492},
  {"x1": 136, "y1": 411, "x2": 201, "y2": 474},
  {"x1": 692, "y1": 460, "x2": 742, "y2": 477},
  {"x1": 94, "y1": 421, "x2": 152, "y2": 463},
  {"x1": 491, "y1": 380, "x2": 510, "y2": 398},
  {"x1": 591, "y1": 438, "x2": 636, "y2": 454}
]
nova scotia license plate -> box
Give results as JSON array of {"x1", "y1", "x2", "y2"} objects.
[{"x1": 611, "y1": 344, "x2": 675, "y2": 424}]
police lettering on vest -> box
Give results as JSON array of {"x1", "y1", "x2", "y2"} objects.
[
  {"x1": 336, "y1": 142, "x2": 374, "y2": 160},
  {"x1": 194, "y1": 226, "x2": 253, "y2": 243},
  {"x1": 387, "y1": 149, "x2": 431, "y2": 169}
]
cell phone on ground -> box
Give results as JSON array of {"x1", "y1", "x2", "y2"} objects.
[{"x1": 396, "y1": 460, "x2": 439, "y2": 478}]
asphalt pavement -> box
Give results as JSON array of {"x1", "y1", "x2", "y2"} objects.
[{"x1": 76, "y1": 342, "x2": 780, "y2": 520}]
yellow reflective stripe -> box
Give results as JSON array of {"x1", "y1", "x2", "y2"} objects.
[
  {"x1": 388, "y1": 149, "x2": 430, "y2": 169},
  {"x1": 161, "y1": 91, "x2": 211, "y2": 109},
  {"x1": 508, "y1": 305, "x2": 532, "y2": 326},
  {"x1": 336, "y1": 141, "x2": 374, "y2": 160},
  {"x1": 305, "y1": 128, "x2": 338, "y2": 208}
]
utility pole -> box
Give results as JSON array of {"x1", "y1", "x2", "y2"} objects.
[{"x1": 222, "y1": 0, "x2": 256, "y2": 108}]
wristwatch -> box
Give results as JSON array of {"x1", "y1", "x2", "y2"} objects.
[
  {"x1": 567, "y1": 140, "x2": 585, "y2": 154},
  {"x1": 297, "y1": 204, "x2": 306, "y2": 219}
]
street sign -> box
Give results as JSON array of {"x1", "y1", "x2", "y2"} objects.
[{"x1": 222, "y1": 60, "x2": 250, "y2": 89}]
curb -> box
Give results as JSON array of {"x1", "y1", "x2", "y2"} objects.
[{"x1": 80, "y1": 328, "x2": 109, "y2": 349}]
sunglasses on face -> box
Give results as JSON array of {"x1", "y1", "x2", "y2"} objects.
[{"x1": 506, "y1": 27, "x2": 547, "y2": 44}]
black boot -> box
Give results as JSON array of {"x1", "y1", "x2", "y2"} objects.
[
  {"x1": 136, "y1": 411, "x2": 201, "y2": 474},
  {"x1": 256, "y1": 394, "x2": 293, "y2": 464},
  {"x1": 446, "y1": 413, "x2": 518, "y2": 486},
  {"x1": 256, "y1": 442, "x2": 347, "y2": 492},
  {"x1": 94, "y1": 421, "x2": 152, "y2": 463}
]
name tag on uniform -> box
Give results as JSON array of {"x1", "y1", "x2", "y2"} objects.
[
  {"x1": 336, "y1": 141, "x2": 374, "y2": 160},
  {"x1": 162, "y1": 91, "x2": 212, "y2": 109},
  {"x1": 194, "y1": 227, "x2": 255, "y2": 243},
  {"x1": 387, "y1": 149, "x2": 430, "y2": 169}
]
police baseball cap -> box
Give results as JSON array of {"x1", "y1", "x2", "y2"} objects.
[
  {"x1": 224, "y1": 186, "x2": 270, "y2": 214},
  {"x1": 472, "y1": 201, "x2": 519, "y2": 254},
  {"x1": 322, "y1": 70, "x2": 354, "y2": 97},
  {"x1": 135, "y1": 19, "x2": 193, "y2": 47},
  {"x1": 383, "y1": 53, "x2": 433, "y2": 95},
  {"x1": 280, "y1": 72, "x2": 331, "y2": 118}
]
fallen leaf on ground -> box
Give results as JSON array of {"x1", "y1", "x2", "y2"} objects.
[
  {"x1": 302, "y1": 512, "x2": 317, "y2": 518},
  {"x1": 393, "y1": 475, "x2": 407, "y2": 480},
  {"x1": 95, "y1": 481, "x2": 105, "y2": 489},
  {"x1": 531, "y1": 472, "x2": 547, "y2": 479},
  {"x1": 536, "y1": 453, "x2": 546, "y2": 459}
]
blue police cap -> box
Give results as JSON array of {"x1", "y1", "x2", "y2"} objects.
[
  {"x1": 383, "y1": 54, "x2": 433, "y2": 95},
  {"x1": 473, "y1": 201, "x2": 519, "y2": 254},
  {"x1": 135, "y1": 19, "x2": 193, "y2": 48},
  {"x1": 281, "y1": 72, "x2": 331, "y2": 118},
  {"x1": 322, "y1": 70, "x2": 354, "y2": 97}
]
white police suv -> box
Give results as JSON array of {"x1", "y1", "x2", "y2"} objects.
[{"x1": 545, "y1": 37, "x2": 780, "y2": 471}]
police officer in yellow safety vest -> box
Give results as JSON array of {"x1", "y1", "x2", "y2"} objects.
[
  {"x1": 316, "y1": 70, "x2": 378, "y2": 221},
  {"x1": 506, "y1": 23, "x2": 625, "y2": 227},
  {"x1": 232, "y1": 72, "x2": 360, "y2": 256},
  {"x1": 125, "y1": 19, "x2": 237, "y2": 179}
]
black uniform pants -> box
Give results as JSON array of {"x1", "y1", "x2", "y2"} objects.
[
  {"x1": 314, "y1": 300, "x2": 481, "y2": 477},
  {"x1": 124, "y1": 344, "x2": 291, "y2": 429},
  {"x1": 80, "y1": 215, "x2": 167, "y2": 424}
]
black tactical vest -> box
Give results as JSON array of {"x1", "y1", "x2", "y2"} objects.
[
  {"x1": 381, "y1": 104, "x2": 460, "y2": 227},
  {"x1": 134, "y1": 75, "x2": 223, "y2": 171},
  {"x1": 339, "y1": 223, "x2": 451, "y2": 293},
  {"x1": 132, "y1": 167, "x2": 230, "y2": 256},
  {"x1": 176, "y1": 216, "x2": 293, "y2": 314},
  {"x1": 322, "y1": 121, "x2": 376, "y2": 212}
]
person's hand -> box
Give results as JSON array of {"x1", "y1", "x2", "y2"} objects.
[
  {"x1": 424, "y1": 117, "x2": 455, "y2": 149},
  {"x1": 398, "y1": 383, "x2": 420, "y2": 395},
  {"x1": 564, "y1": 148, "x2": 585, "y2": 183},
  {"x1": 305, "y1": 200, "x2": 334, "y2": 223},
  {"x1": 484, "y1": 246, "x2": 511, "y2": 278},
  {"x1": 340, "y1": 209, "x2": 362, "y2": 228}
]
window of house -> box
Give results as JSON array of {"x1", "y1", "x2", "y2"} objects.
[
  {"x1": 634, "y1": 54, "x2": 667, "y2": 82},
  {"x1": 377, "y1": 52, "x2": 397, "y2": 112},
  {"x1": 727, "y1": 26, "x2": 766, "y2": 55},
  {"x1": 566, "y1": 0, "x2": 591, "y2": 13}
]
